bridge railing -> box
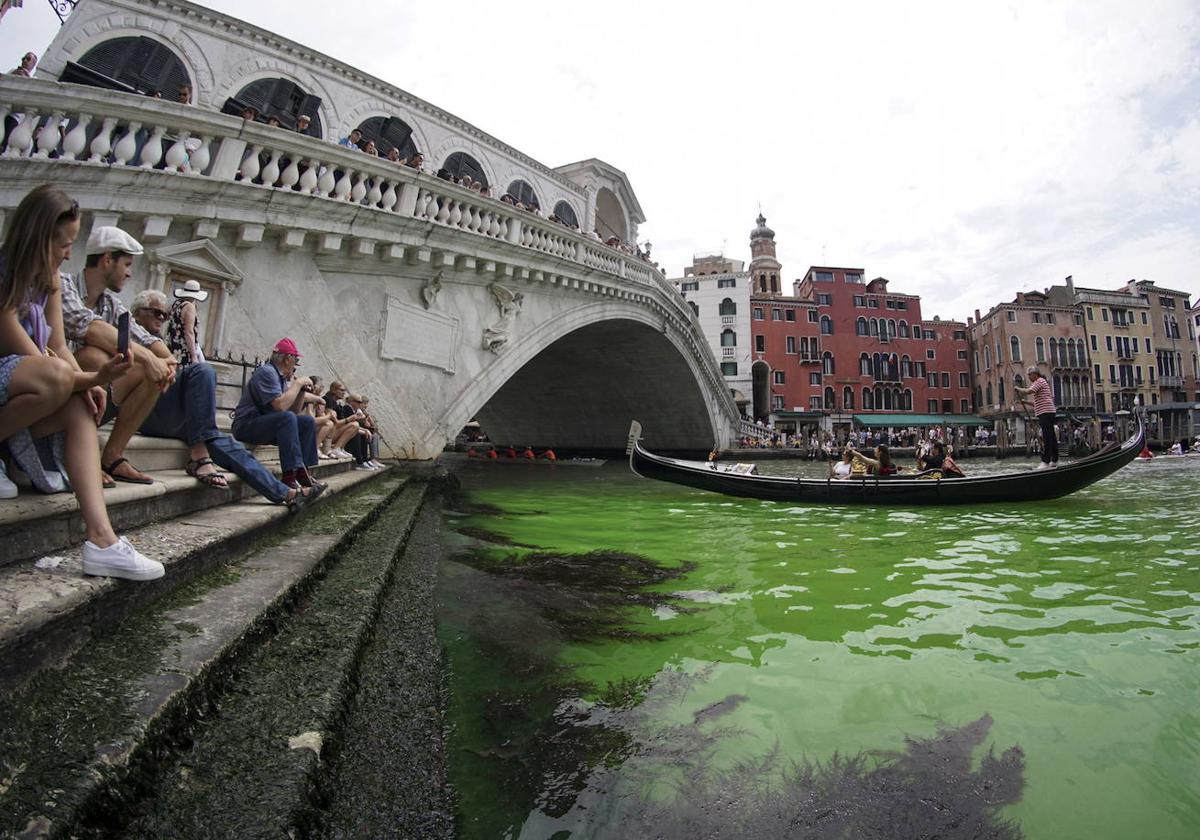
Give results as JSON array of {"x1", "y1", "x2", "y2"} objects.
[{"x1": 0, "y1": 76, "x2": 660, "y2": 287}]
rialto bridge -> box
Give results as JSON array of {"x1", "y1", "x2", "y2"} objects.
[{"x1": 0, "y1": 2, "x2": 744, "y2": 458}]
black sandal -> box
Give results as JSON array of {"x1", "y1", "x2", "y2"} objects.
[
  {"x1": 186, "y1": 457, "x2": 229, "y2": 489},
  {"x1": 103, "y1": 456, "x2": 155, "y2": 485},
  {"x1": 286, "y1": 481, "x2": 326, "y2": 511}
]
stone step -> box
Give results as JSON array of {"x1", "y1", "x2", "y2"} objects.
[
  {"x1": 0, "y1": 473, "x2": 419, "y2": 839},
  {"x1": 0, "y1": 464, "x2": 398, "y2": 693},
  {"x1": 93, "y1": 424, "x2": 284, "y2": 473},
  {"x1": 0, "y1": 448, "x2": 362, "y2": 571}
]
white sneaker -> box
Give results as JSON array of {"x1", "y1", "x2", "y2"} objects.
[
  {"x1": 1034, "y1": 462, "x2": 1050, "y2": 470},
  {"x1": 369, "y1": 460, "x2": 384, "y2": 469},
  {"x1": 1048, "y1": 462, "x2": 1059, "y2": 469},
  {"x1": 82, "y1": 537, "x2": 165, "y2": 581},
  {"x1": 0, "y1": 462, "x2": 17, "y2": 499},
  {"x1": 353, "y1": 462, "x2": 374, "y2": 471}
]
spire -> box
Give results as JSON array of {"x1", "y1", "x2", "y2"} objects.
[{"x1": 751, "y1": 212, "x2": 775, "y2": 241}]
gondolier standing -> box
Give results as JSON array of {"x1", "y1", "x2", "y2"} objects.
[{"x1": 1015, "y1": 365, "x2": 1058, "y2": 469}]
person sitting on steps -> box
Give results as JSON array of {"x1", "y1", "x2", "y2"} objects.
[
  {"x1": 131, "y1": 290, "x2": 323, "y2": 509},
  {"x1": 59, "y1": 226, "x2": 176, "y2": 487},
  {"x1": 0, "y1": 184, "x2": 162, "y2": 580}
]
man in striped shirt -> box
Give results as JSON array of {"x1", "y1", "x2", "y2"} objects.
[{"x1": 1015, "y1": 365, "x2": 1058, "y2": 469}]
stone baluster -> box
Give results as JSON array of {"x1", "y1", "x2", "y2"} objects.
[
  {"x1": 298, "y1": 159, "x2": 319, "y2": 195},
  {"x1": 333, "y1": 169, "x2": 354, "y2": 201},
  {"x1": 380, "y1": 181, "x2": 398, "y2": 212},
  {"x1": 422, "y1": 190, "x2": 439, "y2": 220},
  {"x1": 164, "y1": 130, "x2": 191, "y2": 171},
  {"x1": 350, "y1": 172, "x2": 368, "y2": 203},
  {"x1": 470, "y1": 206, "x2": 484, "y2": 234},
  {"x1": 448, "y1": 200, "x2": 462, "y2": 227},
  {"x1": 139, "y1": 124, "x2": 166, "y2": 168},
  {"x1": 61, "y1": 114, "x2": 90, "y2": 160},
  {"x1": 239, "y1": 144, "x2": 262, "y2": 181},
  {"x1": 435, "y1": 196, "x2": 452, "y2": 224},
  {"x1": 503, "y1": 217, "x2": 517, "y2": 243},
  {"x1": 88, "y1": 116, "x2": 118, "y2": 162},
  {"x1": 461, "y1": 204, "x2": 475, "y2": 231},
  {"x1": 279, "y1": 155, "x2": 301, "y2": 189},
  {"x1": 367, "y1": 177, "x2": 383, "y2": 207},
  {"x1": 260, "y1": 149, "x2": 282, "y2": 186},
  {"x1": 521, "y1": 226, "x2": 534, "y2": 248},
  {"x1": 34, "y1": 110, "x2": 64, "y2": 158},
  {"x1": 112, "y1": 122, "x2": 142, "y2": 166},
  {"x1": 189, "y1": 135, "x2": 213, "y2": 175},
  {"x1": 316, "y1": 164, "x2": 336, "y2": 197},
  {"x1": 4, "y1": 108, "x2": 38, "y2": 157}
]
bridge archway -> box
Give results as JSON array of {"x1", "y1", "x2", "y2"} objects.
[{"x1": 433, "y1": 305, "x2": 723, "y2": 453}]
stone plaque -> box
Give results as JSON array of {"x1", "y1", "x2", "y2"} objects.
[{"x1": 381, "y1": 296, "x2": 459, "y2": 374}]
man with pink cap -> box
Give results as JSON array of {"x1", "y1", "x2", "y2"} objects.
[{"x1": 231, "y1": 338, "x2": 321, "y2": 490}]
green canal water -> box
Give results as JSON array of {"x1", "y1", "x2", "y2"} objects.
[{"x1": 436, "y1": 455, "x2": 1200, "y2": 839}]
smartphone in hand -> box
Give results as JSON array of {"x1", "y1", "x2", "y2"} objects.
[{"x1": 116, "y1": 311, "x2": 130, "y2": 358}]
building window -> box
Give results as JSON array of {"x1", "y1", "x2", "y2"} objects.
[
  {"x1": 814, "y1": 271, "x2": 834, "y2": 282},
  {"x1": 552, "y1": 200, "x2": 578, "y2": 227},
  {"x1": 817, "y1": 293, "x2": 832, "y2": 306},
  {"x1": 912, "y1": 326, "x2": 923, "y2": 339},
  {"x1": 1010, "y1": 336, "x2": 1021, "y2": 362},
  {"x1": 774, "y1": 395, "x2": 787, "y2": 410},
  {"x1": 868, "y1": 299, "x2": 879, "y2": 308},
  {"x1": 753, "y1": 307, "x2": 764, "y2": 320},
  {"x1": 1087, "y1": 307, "x2": 1094, "y2": 321},
  {"x1": 957, "y1": 349, "x2": 968, "y2": 360},
  {"x1": 824, "y1": 387, "x2": 836, "y2": 410},
  {"x1": 786, "y1": 336, "x2": 796, "y2": 354},
  {"x1": 720, "y1": 361, "x2": 737, "y2": 376},
  {"x1": 808, "y1": 310, "x2": 819, "y2": 323},
  {"x1": 773, "y1": 370, "x2": 785, "y2": 385},
  {"x1": 856, "y1": 317, "x2": 868, "y2": 336},
  {"x1": 1008, "y1": 310, "x2": 1017, "y2": 322},
  {"x1": 959, "y1": 372, "x2": 969, "y2": 388},
  {"x1": 928, "y1": 399, "x2": 939, "y2": 413},
  {"x1": 1090, "y1": 334, "x2": 1097, "y2": 351},
  {"x1": 846, "y1": 273, "x2": 863, "y2": 283},
  {"x1": 941, "y1": 372, "x2": 950, "y2": 388},
  {"x1": 772, "y1": 309, "x2": 783, "y2": 321},
  {"x1": 927, "y1": 372, "x2": 937, "y2": 387},
  {"x1": 823, "y1": 352, "x2": 835, "y2": 375},
  {"x1": 899, "y1": 321, "x2": 910, "y2": 338},
  {"x1": 926, "y1": 349, "x2": 935, "y2": 360},
  {"x1": 755, "y1": 335, "x2": 765, "y2": 352},
  {"x1": 886, "y1": 300, "x2": 897, "y2": 310},
  {"x1": 717, "y1": 277, "x2": 736, "y2": 288},
  {"x1": 719, "y1": 298, "x2": 737, "y2": 316},
  {"x1": 1046, "y1": 312, "x2": 1056, "y2": 324},
  {"x1": 688, "y1": 301, "x2": 698, "y2": 317},
  {"x1": 1073, "y1": 313, "x2": 1083, "y2": 325},
  {"x1": 720, "y1": 329, "x2": 737, "y2": 347},
  {"x1": 785, "y1": 310, "x2": 796, "y2": 322},
  {"x1": 681, "y1": 280, "x2": 699, "y2": 291},
  {"x1": 75, "y1": 36, "x2": 194, "y2": 112},
  {"x1": 820, "y1": 316, "x2": 833, "y2": 335},
  {"x1": 843, "y1": 387, "x2": 854, "y2": 409},
  {"x1": 953, "y1": 329, "x2": 966, "y2": 340},
  {"x1": 505, "y1": 179, "x2": 540, "y2": 209},
  {"x1": 854, "y1": 295, "x2": 866, "y2": 307},
  {"x1": 810, "y1": 372, "x2": 821, "y2": 385}
]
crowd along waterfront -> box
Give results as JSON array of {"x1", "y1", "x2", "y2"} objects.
[{"x1": 437, "y1": 454, "x2": 1199, "y2": 839}]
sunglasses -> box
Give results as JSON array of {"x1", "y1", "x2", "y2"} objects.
[{"x1": 138, "y1": 307, "x2": 170, "y2": 319}]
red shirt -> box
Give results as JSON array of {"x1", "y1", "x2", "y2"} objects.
[{"x1": 1030, "y1": 377, "x2": 1056, "y2": 416}]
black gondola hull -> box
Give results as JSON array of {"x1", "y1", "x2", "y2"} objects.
[{"x1": 628, "y1": 419, "x2": 1144, "y2": 505}]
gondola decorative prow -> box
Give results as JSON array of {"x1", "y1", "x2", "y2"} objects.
[{"x1": 626, "y1": 421, "x2": 643, "y2": 456}]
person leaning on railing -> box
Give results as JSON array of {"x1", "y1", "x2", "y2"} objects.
[
  {"x1": 0, "y1": 184, "x2": 163, "y2": 580},
  {"x1": 129, "y1": 290, "x2": 323, "y2": 509}
]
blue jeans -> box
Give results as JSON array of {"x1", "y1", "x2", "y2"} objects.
[
  {"x1": 232, "y1": 408, "x2": 317, "y2": 474},
  {"x1": 140, "y1": 363, "x2": 292, "y2": 504}
]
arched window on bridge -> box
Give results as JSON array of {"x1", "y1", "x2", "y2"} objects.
[
  {"x1": 68, "y1": 35, "x2": 191, "y2": 99},
  {"x1": 230, "y1": 78, "x2": 323, "y2": 134},
  {"x1": 843, "y1": 387, "x2": 854, "y2": 410},
  {"x1": 553, "y1": 201, "x2": 579, "y2": 228},
  {"x1": 506, "y1": 179, "x2": 539, "y2": 209},
  {"x1": 820, "y1": 315, "x2": 833, "y2": 335},
  {"x1": 687, "y1": 301, "x2": 698, "y2": 317},
  {"x1": 824, "y1": 387, "x2": 836, "y2": 410},
  {"x1": 442, "y1": 152, "x2": 487, "y2": 187},
  {"x1": 720, "y1": 329, "x2": 737, "y2": 347},
  {"x1": 719, "y1": 298, "x2": 737, "y2": 316},
  {"x1": 355, "y1": 115, "x2": 419, "y2": 158}
]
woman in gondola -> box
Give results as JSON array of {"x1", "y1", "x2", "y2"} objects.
[
  {"x1": 848, "y1": 443, "x2": 899, "y2": 476},
  {"x1": 829, "y1": 447, "x2": 854, "y2": 480}
]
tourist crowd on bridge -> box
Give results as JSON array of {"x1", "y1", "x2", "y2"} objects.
[{"x1": 0, "y1": 183, "x2": 386, "y2": 582}]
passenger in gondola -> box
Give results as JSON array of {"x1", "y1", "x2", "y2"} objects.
[
  {"x1": 918, "y1": 441, "x2": 965, "y2": 477},
  {"x1": 829, "y1": 447, "x2": 854, "y2": 480},
  {"x1": 849, "y1": 444, "x2": 899, "y2": 476}
]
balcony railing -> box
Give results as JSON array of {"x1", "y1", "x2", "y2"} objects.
[
  {"x1": 1159, "y1": 374, "x2": 1183, "y2": 388},
  {"x1": 720, "y1": 314, "x2": 735, "y2": 326},
  {"x1": 721, "y1": 347, "x2": 735, "y2": 358},
  {"x1": 0, "y1": 77, "x2": 661, "y2": 288}
]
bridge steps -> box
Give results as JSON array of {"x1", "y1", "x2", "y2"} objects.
[
  {"x1": 0, "y1": 471, "x2": 421, "y2": 839},
  {"x1": 0, "y1": 434, "x2": 359, "y2": 570}
]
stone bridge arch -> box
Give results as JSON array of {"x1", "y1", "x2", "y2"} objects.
[{"x1": 429, "y1": 300, "x2": 722, "y2": 454}]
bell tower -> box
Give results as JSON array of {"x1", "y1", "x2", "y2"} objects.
[{"x1": 749, "y1": 213, "x2": 782, "y2": 295}]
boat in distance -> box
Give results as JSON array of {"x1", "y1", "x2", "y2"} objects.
[{"x1": 626, "y1": 417, "x2": 1145, "y2": 505}]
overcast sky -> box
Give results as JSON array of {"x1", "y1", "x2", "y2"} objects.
[{"x1": 4, "y1": 0, "x2": 1198, "y2": 322}]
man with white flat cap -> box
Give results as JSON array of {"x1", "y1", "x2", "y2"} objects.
[{"x1": 60, "y1": 226, "x2": 177, "y2": 485}]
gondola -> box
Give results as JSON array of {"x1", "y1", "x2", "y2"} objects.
[{"x1": 626, "y1": 416, "x2": 1145, "y2": 505}]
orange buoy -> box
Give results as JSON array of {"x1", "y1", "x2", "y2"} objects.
[
  {"x1": 542, "y1": 449, "x2": 557, "y2": 461},
  {"x1": 486, "y1": 449, "x2": 498, "y2": 459},
  {"x1": 467, "y1": 447, "x2": 479, "y2": 458},
  {"x1": 522, "y1": 447, "x2": 535, "y2": 459}
]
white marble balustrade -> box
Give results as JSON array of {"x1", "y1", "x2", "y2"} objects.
[{"x1": 0, "y1": 77, "x2": 666, "y2": 286}]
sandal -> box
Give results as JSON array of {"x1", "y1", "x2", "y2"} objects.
[
  {"x1": 101, "y1": 470, "x2": 116, "y2": 489},
  {"x1": 285, "y1": 481, "x2": 326, "y2": 511},
  {"x1": 186, "y1": 457, "x2": 229, "y2": 489},
  {"x1": 103, "y1": 456, "x2": 155, "y2": 485}
]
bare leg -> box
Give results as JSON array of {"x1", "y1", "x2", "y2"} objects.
[
  {"x1": 333, "y1": 422, "x2": 359, "y2": 449},
  {"x1": 37, "y1": 395, "x2": 119, "y2": 548},
  {"x1": 77, "y1": 347, "x2": 156, "y2": 481},
  {"x1": 0, "y1": 356, "x2": 74, "y2": 444}
]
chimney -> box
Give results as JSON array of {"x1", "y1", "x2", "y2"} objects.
[
  {"x1": 1065, "y1": 275, "x2": 1074, "y2": 294},
  {"x1": 974, "y1": 308, "x2": 981, "y2": 322}
]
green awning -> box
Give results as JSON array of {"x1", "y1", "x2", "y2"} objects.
[{"x1": 852, "y1": 413, "x2": 991, "y2": 428}]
